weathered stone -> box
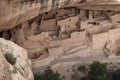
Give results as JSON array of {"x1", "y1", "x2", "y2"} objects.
[
  {"x1": 58, "y1": 16, "x2": 80, "y2": 34},
  {"x1": 10, "y1": 25, "x2": 25, "y2": 43},
  {"x1": 0, "y1": 38, "x2": 34, "y2": 80},
  {"x1": 0, "y1": 49, "x2": 12, "y2": 80},
  {"x1": 71, "y1": 31, "x2": 89, "y2": 44},
  {"x1": 92, "y1": 32, "x2": 109, "y2": 50},
  {"x1": 109, "y1": 28, "x2": 120, "y2": 43}
]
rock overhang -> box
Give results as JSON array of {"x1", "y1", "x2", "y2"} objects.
[{"x1": 0, "y1": 0, "x2": 120, "y2": 31}]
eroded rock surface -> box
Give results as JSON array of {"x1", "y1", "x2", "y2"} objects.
[
  {"x1": 0, "y1": 38, "x2": 34, "y2": 80},
  {"x1": 0, "y1": 49, "x2": 12, "y2": 80}
]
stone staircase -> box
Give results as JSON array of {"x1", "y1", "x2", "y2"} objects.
[{"x1": 65, "y1": 45, "x2": 88, "y2": 55}]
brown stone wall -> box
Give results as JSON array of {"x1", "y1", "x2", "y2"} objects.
[
  {"x1": 40, "y1": 19, "x2": 56, "y2": 31},
  {"x1": 58, "y1": 16, "x2": 80, "y2": 33},
  {"x1": 22, "y1": 21, "x2": 32, "y2": 37},
  {"x1": 10, "y1": 24, "x2": 25, "y2": 42}
]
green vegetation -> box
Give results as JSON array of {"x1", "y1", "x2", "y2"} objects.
[
  {"x1": 5, "y1": 53, "x2": 16, "y2": 65},
  {"x1": 81, "y1": 76, "x2": 88, "y2": 80},
  {"x1": 71, "y1": 72, "x2": 80, "y2": 80},
  {"x1": 112, "y1": 70, "x2": 120, "y2": 80},
  {"x1": 34, "y1": 68, "x2": 61, "y2": 80},
  {"x1": 34, "y1": 61, "x2": 120, "y2": 80},
  {"x1": 78, "y1": 65, "x2": 86, "y2": 72},
  {"x1": 71, "y1": 61, "x2": 120, "y2": 80},
  {"x1": 89, "y1": 61, "x2": 107, "y2": 80}
]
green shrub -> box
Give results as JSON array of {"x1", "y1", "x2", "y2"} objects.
[
  {"x1": 34, "y1": 74, "x2": 44, "y2": 80},
  {"x1": 89, "y1": 61, "x2": 107, "y2": 80},
  {"x1": 71, "y1": 73, "x2": 77, "y2": 80},
  {"x1": 71, "y1": 72, "x2": 80, "y2": 80},
  {"x1": 5, "y1": 54, "x2": 16, "y2": 65},
  {"x1": 34, "y1": 68, "x2": 61, "y2": 80},
  {"x1": 78, "y1": 65, "x2": 86, "y2": 72},
  {"x1": 81, "y1": 76, "x2": 88, "y2": 80}
]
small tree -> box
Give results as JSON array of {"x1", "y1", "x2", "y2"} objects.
[
  {"x1": 5, "y1": 53, "x2": 16, "y2": 65},
  {"x1": 89, "y1": 61, "x2": 107, "y2": 80},
  {"x1": 34, "y1": 74, "x2": 44, "y2": 80},
  {"x1": 34, "y1": 68, "x2": 61, "y2": 80},
  {"x1": 44, "y1": 68, "x2": 61, "y2": 80}
]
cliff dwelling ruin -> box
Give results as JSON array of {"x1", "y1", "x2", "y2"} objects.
[{"x1": 1, "y1": 0, "x2": 120, "y2": 79}]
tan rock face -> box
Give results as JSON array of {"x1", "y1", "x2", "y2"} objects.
[
  {"x1": 0, "y1": 38, "x2": 34, "y2": 80},
  {"x1": 93, "y1": 32, "x2": 109, "y2": 50},
  {"x1": 0, "y1": 49, "x2": 12, "y2": 80},
  {"x1": 0, "y1": 0, "x2": 119, "y2": 32}
]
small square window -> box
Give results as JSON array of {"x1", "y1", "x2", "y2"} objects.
[{"x1": 56, "y1": 12, "x2": 58, "y2": 14}]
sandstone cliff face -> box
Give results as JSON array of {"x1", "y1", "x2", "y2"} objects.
[
  {"x1": 0, "y1": 0, "x2": 82, "y2": 31},
  {"x1": 0, "y1": 0, "x2": 119, "y2": 31},
  {"x1": 0, "y1": 38, "x2": 34, "y2": 80}
]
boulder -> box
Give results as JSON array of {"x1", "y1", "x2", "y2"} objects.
[
  {"x1": 0, "y1": 38, "x2": 34, "y2": 80},
  {"x1": 0, "y1": 49, "x2": 12, "y2": 80}
]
